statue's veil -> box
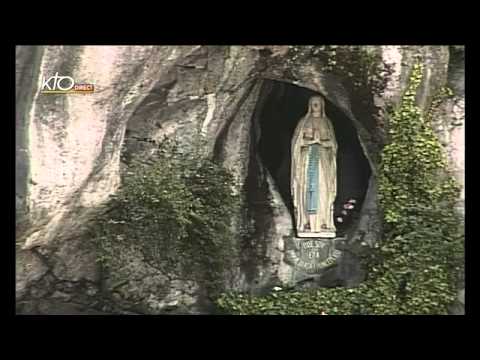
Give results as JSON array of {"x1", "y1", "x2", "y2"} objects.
[{"x1": 306, "y1": 96, "x2": 326, "y2": 119}]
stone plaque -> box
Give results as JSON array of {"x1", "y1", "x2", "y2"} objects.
[{"x1": 285, "y1": 237, "x2": 342, "y2": 274}]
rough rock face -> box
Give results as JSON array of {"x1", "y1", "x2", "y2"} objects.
[{"x1": 16, "y1": 45, "x2": 465, "y2": 314}]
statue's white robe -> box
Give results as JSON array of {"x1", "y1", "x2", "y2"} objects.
[{"x1": 291, "y1": 98, "x2": 337, "y2": 238}]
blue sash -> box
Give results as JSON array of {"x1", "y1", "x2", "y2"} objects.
[{"x1": 306, "y1": 144, "x2": 320, "y2": 214}]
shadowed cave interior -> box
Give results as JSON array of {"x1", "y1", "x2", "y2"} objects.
[{"x1": 256, "y1": 80, "x2": 371, "y2": 235}]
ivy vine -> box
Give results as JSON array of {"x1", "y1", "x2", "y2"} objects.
[{"x1": 93, "y1": 136, "x2": 240, "y2": 297}]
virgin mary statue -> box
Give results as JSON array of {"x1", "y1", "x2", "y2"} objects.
[{"x1": 291, "y1": 95, "x2": 337, "y2": 238}]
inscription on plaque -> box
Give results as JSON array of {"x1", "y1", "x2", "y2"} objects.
[{"x1": 285, "y1": 238, "x2": 342, "y2": 274}]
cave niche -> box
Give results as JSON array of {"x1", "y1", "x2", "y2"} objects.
[{"x1": 256, "y1": 80, "x2": 371, "y2": 236}]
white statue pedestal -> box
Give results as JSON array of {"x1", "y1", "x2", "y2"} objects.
[{"x1": 297, "y1": 231, "x2": 336, "y2": 238}]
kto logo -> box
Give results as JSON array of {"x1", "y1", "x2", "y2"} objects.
[{"x1": 40, "y1": 72, "x2": 94, "y2": 94}]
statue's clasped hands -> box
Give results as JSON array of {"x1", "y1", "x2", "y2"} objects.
[{"x1": 303, "y1": 129, "x2": 331, "y2": 147}]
